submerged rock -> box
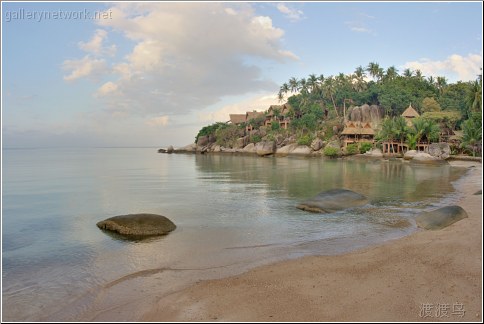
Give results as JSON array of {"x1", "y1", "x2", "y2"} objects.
[
  {"x1": 297, "y1": 189, "x2": 368, "y2": 213},
  {"x1": 97, "y1": 213, "x2": 176, "y2": 238},
  {"x1": 415, "y1": 206, "x2": 468, "y2": 230}
]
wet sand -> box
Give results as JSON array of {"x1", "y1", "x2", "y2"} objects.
[{"x1": 143, "y1": 161, "x2": 482, "y2": 322}]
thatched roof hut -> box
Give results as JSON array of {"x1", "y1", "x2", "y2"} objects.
[
  {"x1": 341, "y1": 121, "x2": 375, "y2": 136},
  {"x1": 229, "y1": 114, "x2": 246, "y2": 125},
  {"x1": 402, "y1": 104, "x2": 420, "y2": 118},
  {"x1": 246, "y1": 111, "x2": 265, "y2": 121}
]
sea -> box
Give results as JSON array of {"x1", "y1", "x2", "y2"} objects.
[{"x1": 1, "y1": 147, "x2": 468, "y2": 321}]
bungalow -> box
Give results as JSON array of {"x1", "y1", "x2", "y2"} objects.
[
  {"x1": 264, "y1": 104, "x2": 292, "y2": 129},
  {"x1": 401, "y1": 103, "x2": 420, "y2": 127},
  {"x1": 341, "y1": 121, "x2": 375, "y2": 148}
]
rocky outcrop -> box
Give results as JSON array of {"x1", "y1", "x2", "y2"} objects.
[
  {"x1": 411, "y1": 152, "x2": 448, "y2": 165},
  {"x1": 255, "y1": 141, "x2": 276, "y2": 156},
  {"x1": 97, "y1": 213, "x2": 176, "y2": 238},
  {"x1": 348, "y1": 104, "x2": 383, "y2": 127},
  {"x1": 416, "y1": 206, "x2": 468, "y2": 230},
  {"x1": 235, "y1": 136, "x2": 248, "y2": 149},
  {"x1": 363, "y1": 148, "x2": 383, "y2": 158},
  {"x1": 197, "y1": 135, "x2": 209, "y2": 146},
  {"x1": 403, "y1": 150, "x2": 417, "y2": 160},
  {"x1": 242, "y1": 143, "x2": 256, "y2": 153},
  {"x1": 291, "y1": 145, "x2": 312, "y2": 156},
  {"x1": 428, "y1": 143, "x2": 451, "y2": 160},
  {"x1": 296, "y1": 189, "x2": 368, "y2": 213},
  {"x1": 275, "y1": 143, "x2": 299, "y2": 156},
  {"x1": 310, "y1": 138, "x2": 324, "y2": 151}
]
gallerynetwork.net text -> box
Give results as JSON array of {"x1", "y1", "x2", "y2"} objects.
[{"x1": 4, "y1": 8, "x2": 112, "y2": 22}]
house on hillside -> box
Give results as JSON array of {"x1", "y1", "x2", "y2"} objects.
[
  {"x1": 264, "y1": 104, "x2": 292, "y2": 129},
  {"x1": 245, "y1": 111, "x2": 265, "y2": 132}
]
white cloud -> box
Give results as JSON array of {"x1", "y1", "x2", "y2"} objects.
[
  {"x1": 97, "y1": 81, "x2": 118, "y2": 96},
  {"x1": 145, "y1": 115, "x2": 169, "y2": 127},
  {"x1": 403, "y1": 53, "x2": 482, "y2": 82},
  {"x1": 198, "y1": 93, "x2": 280, "y2": 123},
  {"x1": 345, "y1": 21, "x2": 373, "y2": 34},
  {"x1": 79, "y1": 2, "x2": 297, "y2": 117},
  {"x1": 78, "y1": 29, "x2": 116, "y2": 56},
  {"x1": 62, "y1": 55, "x2": 107, "y2": 81},
  {"x1": 276, "y1": 3, "x2": 304, "y2": 22}
]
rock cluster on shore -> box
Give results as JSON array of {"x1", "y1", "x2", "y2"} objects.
[{"x1": 158, "y1": 134, "x2": 463, "y2": 164}]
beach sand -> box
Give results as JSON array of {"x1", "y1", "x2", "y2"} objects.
[{"x1": 143, "y1": 161, "x2": 482, "y2": 322}]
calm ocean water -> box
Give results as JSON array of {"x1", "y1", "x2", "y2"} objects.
[{"x1": 2, "y1": 148, "x2": 466, "y2": 321}]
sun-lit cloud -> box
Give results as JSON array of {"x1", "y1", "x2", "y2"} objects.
[
  {"x1": 62, "y1": 55, "x2": 107, "y2": 81},
  {"x1": 78, "y1": 29, "x2": 116, "y2": 57},
  {"x1": 403, "y1": 53, "x2": 482, "y2": 82},
  {"x1": 65, "y1": 2, "x2": 296, "y2": 118},
  {"x1": 276, "y1": 3, "x2": 304, "y2": 22},
  {"x1": 198, "y1": 93, "x2": 280, "y2": 123}
]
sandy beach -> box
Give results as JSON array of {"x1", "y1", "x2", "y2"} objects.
[{"x1": 143, "y1": 160, "x2": 482, "y2": 322}]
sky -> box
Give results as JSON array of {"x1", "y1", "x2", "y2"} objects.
[{"x1": 2, "y1": 1, "x2": 482, "y2": 148}]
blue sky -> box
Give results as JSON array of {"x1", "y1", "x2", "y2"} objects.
[{"x1": 2, "y1": 1, "x2": 482, "y2": 147}]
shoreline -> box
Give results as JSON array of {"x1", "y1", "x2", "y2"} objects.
[{"x1": 142, "y1": 160, "x2": 482, "y2": 322}]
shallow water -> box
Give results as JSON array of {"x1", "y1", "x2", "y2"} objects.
[{"x1": 1, "y1": 148, "x2": 466, "y2": 321}]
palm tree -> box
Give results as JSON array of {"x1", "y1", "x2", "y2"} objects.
[
  {"x1": 393, "y1": 116, "x2": 408, "y2": 148},
  {"x1": 415, "y1": 69, "x2": 424, "y2": 81},
  {"x1": 378, "y1": 117, "x2": 397, "y2": 143},
  {"x1": 307, "y1": 74, "x2": 318, "y2": 93},
  {"x1": 466, "y1": 80, "x2": 482, "y2": 114},
  {"x1": 298, "y1": 78, "x2": 308, "y2": 95},
  {"x1": 427, "y1": 75, "x2": 435, "y2": 86},
  {"x1": 461, "y1": 117, "x2": 482, "y2": 156},
  {"x1": 384, "y1": 66, "x2": 398, "y2": 81},
  {"x1": 436, "y1": 76, "x2": 447, "y2": 95},
  {"x1": 403, "y1": 68, "x2": 413, "y2": 78},
  {"x1": 323, "y1": 76, "x2": 339, "y2": 117},
  {"x1": 367, "y1": 62, "x2": 383, "y2": 82},
  {"x1": 352, "y1": 66, "x2": 367, "y2": 92},
  {"x1": 289, "y1": 77, "x2": 299, "y2": 93}
]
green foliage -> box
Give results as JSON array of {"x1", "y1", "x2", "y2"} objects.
[
  {"x1": 346, "y1": 143, "x2": 358, "y2": 155},
  {"x1": 323, "y1": 146, "x2": 339, "y2": 157},
  {"x1": 271, "y1": 122, "x2": 281, "y2": 131},
  {"x1": 421, "y1": 111, "x2": 461, "y2": 130},
  {"x1": 215, "y1": 125, "x2": 242, "y2": 148},
  {"x1": 250, "y1": 135, "x2": 262, "y2": 143},
  {"x1": 248, "y1": 116, "x2": 265, "y2": 128},
  {"x1": 406, "y1": 132, "x2": 418, "y2": 150},
  {"x1": 359, "y1": 142, "x2": 372, "y2": 153},
  {"x1": 460, "y1": 112, "x2": 482, "y2": 156},
  {"x1": 195, "y1": 122, "x2": 226, "y2": 142},
  {"x1": 410, "y1": 117, "x2": 441, "y2": 144},
  {"x1": 297, "y1": 134, "x2": 313, "y2": 146},
  {"x1": 421, "y1": 97, "x2": 441, "y2": 113}
]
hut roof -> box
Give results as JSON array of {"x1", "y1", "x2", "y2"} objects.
[
  {"x1": 402, "y1": 104, "x2": 420, "y2": 118},
  {"x1": 229, "y1": 114, "x2": 246, "y2": 125},
  {"x1": 341, "y1": 121, "x2": 375, "y2": 135},
  {"x1": 246, "y1": 111, "x2": 265, "y2": 121}
]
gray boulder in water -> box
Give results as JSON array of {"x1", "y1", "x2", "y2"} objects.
[
  {"x1": 97, "y1": 213, "x2": 176, "y2": 237},
  {"x1": 297, "y1": 189, "x2": 368, "y2": 213},
  {"x1": 415, "y1": 206, "x2": 468, "y2": 230}
]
